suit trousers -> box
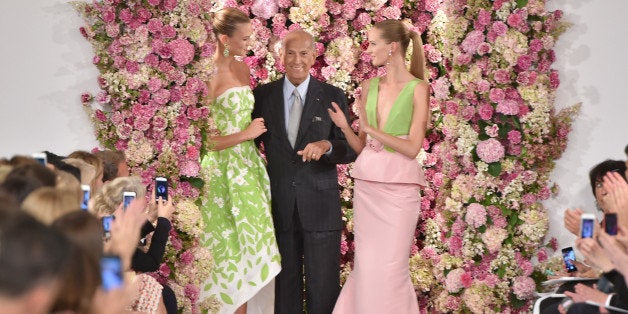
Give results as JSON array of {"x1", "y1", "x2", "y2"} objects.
[{"x1": 274, "y1": 206, "x2": 341, "y2": 314}]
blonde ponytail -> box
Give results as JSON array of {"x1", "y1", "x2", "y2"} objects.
[{"x1": 409, "y1": 31, "x2": 427, "y2": 81}]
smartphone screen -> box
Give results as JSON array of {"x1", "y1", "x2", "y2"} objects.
[
  {"x1": 102, "y1": 215, "x2": 115, "y2": 239},
  {"x1": 100, "y1": 255, "x2": 123, "y2": 291},
  {"x1": 155, "y1": 177, "x2": 168, "y2": 201},
  {"x1": 562, "y1": 247, "x2": 578, "y2": 273},
  {"x1": 605, "y1": 213, "x2": 618, "y2": 236},
  {"x1": 122, "y1": 192, "x2": 136, "y2": 211},
  {"x1": 80, "y1": 185, "x2": 91, "y2": 211},
  {"x1": 32, "y1": 153, "x2": 47, "y2": 166},
  {"x1": 581, "y1": 218, "x2": 595, "y2": 238}
]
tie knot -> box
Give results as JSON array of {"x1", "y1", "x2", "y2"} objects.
[{"x1": 293, "y1": 89, "x2": 301, "y2": 101}]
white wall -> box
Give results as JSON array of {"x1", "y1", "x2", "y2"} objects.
[
  {"x1": 544, "y1": 0, "x2": 628, "y2": 249},
  {"x1": 0, "y1": 0, "x2": 100, "y2": 157},
  {"x1": 1, "y1": 0, "x2": 626, "y2": 247}
]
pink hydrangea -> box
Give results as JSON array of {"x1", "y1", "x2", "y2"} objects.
[
  {"x1": 489, "y1": 88, "x2": 505, "y2": 103},
  {"x1": 461, "y1": 30, "x2": 485, "y2": 54},
  {"x1": 485, "y1": 124, "x2": 499, "y2": 138},
  {"x1": 549, "y1": 70, "x2": 560, "y2": 89},
  {"x1": 507, "y1": 130, "x2": 522, "y2": 144},
  {"x1": 169, "y1": 38, "x2": 194, "y2": 66},
  {"x1": 251, "y1": 0, "x2": 278, "y2": 19},
  {"x1": 496, "y1": 99, "x2": 519, "y2": 115},
  {"x1": 465, "y1": 203, "x2": 487, "y2": 228},
  {"x1": 493, "y1": 69, "x2": 511, "y2": 84},
  {"x1": 445, "y1": 268, "x2": 466, "y2": 293},
  {"x1": 158, "y1": 262, "x2": 171, "y2": 277},
  {"x1": 478, "y1": 102, "x2": 494, "y2": 120},
  {"x1": 476, "y1": 138, "x2": 505, "y2": 163},
  {"x1": 491, "y1": 21, "x2": 508, "y2": 36},
  {"x1": 512, "y1": 276, "x2": 536, "y2": 299},
  {"x1": 476, "y1": 8, "x2": 492, "y2": 27}
]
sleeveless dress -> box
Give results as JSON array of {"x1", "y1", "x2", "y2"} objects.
[
  {"x1": 199, "y1": 86, "x2": 281, "y2": 313},
  {"x1": 333, "y1": 77, "x2": 426, "y2": 314}
]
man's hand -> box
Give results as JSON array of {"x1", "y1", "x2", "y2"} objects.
[{"x1": 297, "y1": 140, "x2": 331, "y2": 162}]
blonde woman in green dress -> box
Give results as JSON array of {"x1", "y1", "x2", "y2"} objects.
[{"x1": 199, "y1": 8, "x2": 280, "y2": 314}]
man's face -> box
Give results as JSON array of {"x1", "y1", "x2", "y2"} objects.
[{"x1": 280, "y1": 33, "x2": 316, "y2": 86}]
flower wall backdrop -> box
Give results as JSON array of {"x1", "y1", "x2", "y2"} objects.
[{"x1": 75, "y1": 0, "x2": 577, "y2": 312}]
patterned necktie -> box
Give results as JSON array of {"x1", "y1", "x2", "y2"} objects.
[{"x1": 287, "y1": 89, "x2": 303, "y2": 147}]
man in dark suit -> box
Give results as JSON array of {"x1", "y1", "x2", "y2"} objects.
[{"x1": 252, "y1": 30, "x2": 355, "y2": 314}]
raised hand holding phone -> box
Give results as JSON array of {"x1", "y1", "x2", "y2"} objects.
[
  {"x1": 122, "y1": 191, "x2": 136, "y2": 211},
  {"x1": 155, "y1": 177, "x2": 168, "y2": 202},
  {"x1": 561, "y1": 247, "x2": 578, "y2": 273},
  {"x1": 605, "y1": 213, "x2": 618, "y2": 236}
]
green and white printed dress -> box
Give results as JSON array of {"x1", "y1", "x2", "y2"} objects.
[{"x1": 199, "y1": 86, "x2": 281, "y2": 313}]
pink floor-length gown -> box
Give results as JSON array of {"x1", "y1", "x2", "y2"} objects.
[{"x1": 333, "y1": 134, "x2": 426, "y2": 314}]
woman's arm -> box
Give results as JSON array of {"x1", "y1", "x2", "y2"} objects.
[
  {"x1": 363, "y1": 81, "x2": 429, "y2": 159},
  {"x1": 327, "y1": 82, "x2": 369, "y2": 155}
]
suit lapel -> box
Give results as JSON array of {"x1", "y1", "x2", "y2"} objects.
[
  {"x1": 295, "y1": 79, "x2": 322, "y2": 148},
  {"x1": 270, "y1": 78, "x2": 293, "y2": 149}
]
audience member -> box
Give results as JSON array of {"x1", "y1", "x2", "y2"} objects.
[
  {"x1": 21, "y1": 186, "x2": 81, "y2": 225},
  {"x1": 94, "y1": 150, "x2": 129, "y2": 182},
  {"x1": 68, "y1": 150, "x2": 104, "y2": 191},
  {"x1": 0, "y1": 210, "x2": 72, "y2": 314}
]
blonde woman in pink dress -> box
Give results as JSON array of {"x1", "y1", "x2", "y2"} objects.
[{"x1": 328, "y1": 19, "x2": 430, "y2": 313}]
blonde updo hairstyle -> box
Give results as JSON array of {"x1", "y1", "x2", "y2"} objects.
[
  {"x1": 211, "y1": 7, "x2": 250, "y2": 37},
  {"x1": 92, "y1": 176, "x2": 146, "y2": 217},
  {"x1": 373, "y1": 20, "x2": 427, "y2": 81}
]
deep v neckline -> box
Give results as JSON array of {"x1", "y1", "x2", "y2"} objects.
[{"x1": 373, "y1": 79, "x2": 416, "y2": 131}]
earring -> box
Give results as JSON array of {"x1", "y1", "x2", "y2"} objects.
[
  {"x1": 386, "y1": 49, "x2": 392, "y2": 65},
  {"x1": 223, "y1": 45, "x2": 230, "y2": 57}
]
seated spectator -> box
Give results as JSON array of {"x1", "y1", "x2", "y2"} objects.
[
  {"x1": 50, "y1": 211, "x2": 103, "y2": 314},
  {"x1": 94, "y1": 150, "x2": 129, "y2": 183},
  {"x1": 562, "y1": 171, "x2": 628, "y2": 313},
  {"x1": 55, "y1": 169, "x2": 83, "y2": 206},
  {"x1": 0, "y1": 210, "x2": 72, "y2": 314},
  {"x1": 0, "y1": 162, "x2": 57, "y2": 204},
  {"x1": 92, "y1": 176, "x2": 175, "y2": 313},
  {"x1": 21, "y1": 186, "x2": 81, "y2": 225},
  {"x1": 63, "y1": 157, "x2": 98, "y2": 197},
  {"x1": 68, "y1": 150, "x2": 104, "y2": 192}
]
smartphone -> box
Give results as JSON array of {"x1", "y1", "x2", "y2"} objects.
[
  {"x1": 155, "y1": 177, "x2": 168, "y2": 201},
  {"x1": 122, "y1": 191, "x2": 136, "y2": 211},
  {"x1": 100, "y1": 255, "x2": 123, "y2": 291},
  {"x1": 580, "y1": 213, "x2": 595, "y2": 238},
  {"x1": 605, "y1": 213, "x2": 618, "y2": 236},
  {"x1": 102, "y1": 215, "x2": 115, "y2": 239},
  {"x1": 561, "y1": 247, "x2": 578, "y2": 273},
  {"x1": 32, "y1": 152, "x2": 47, "y2": 166},
  {"x1": 80, "y1": 185, "x2": 91, "y2": 211}
]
